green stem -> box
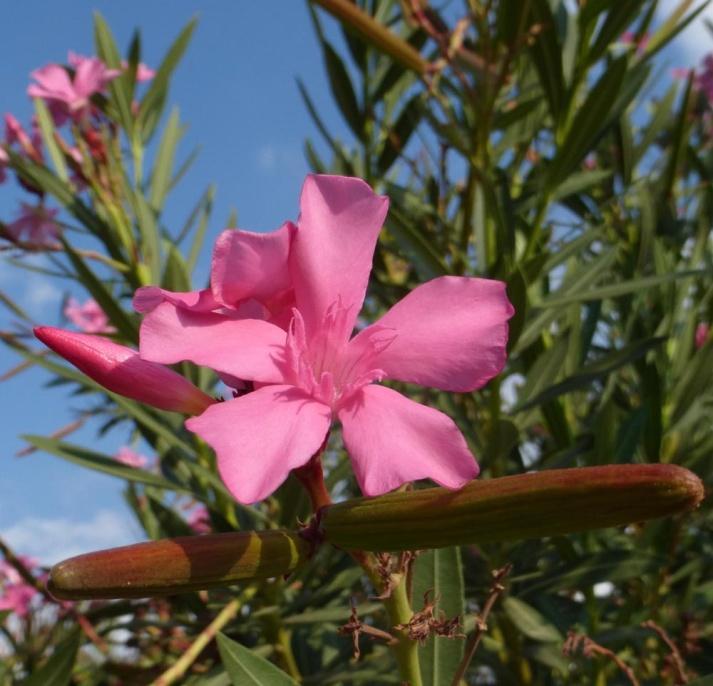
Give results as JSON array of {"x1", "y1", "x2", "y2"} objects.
[
  {"x1": 381, "y1": 576, "x2": 423, "y2": 686},
  {"x1": 151, "y1": 589, "x2": 255, "y2": 686},
  {"x1": 294, "y1": 456, "x2": 422, "y2": 685}
]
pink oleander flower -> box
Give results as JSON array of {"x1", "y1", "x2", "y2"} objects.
[
  {"x1": 620, "y1": 30, "x2": 649, "y2": 52},
  {"x1": 0, "y1": 584, "x2": 37, "y2": 618},
  {"x1": 187, "y1": 506, "x2": 211, "y2": 534},
  {"x1": 696, "y1": 54, "x2": 713, "y2": 102},
  {"x1": 0, "y1": 147, "x2": 7, "y2": 184},
  {"x1": 132, "y1": 221, "x2": 296, "y2": 331},
  {"x1": 5, "y1": 203, "x2": 60, "y2": 247},
  {"x1": 28, "y1": 53, "x2": 120, "y2": 124},
  {"x1": 0, "y1": 557, "x2": 40, "y2": 618},
  {"x1": 64, "y1": 297, "x2": 116, "y2": 334},
  {"x1": 138, "y1": 175, "x2": 514, "y2": 503},
  {"x1": 120, "y1": 59, "x2": 155, "y2": 82},
  {"x1": 696, "y1": 323, "x2": 709, "y2": 349},
  {"x1": 115, "y1": 446, "x2": 150, "y2": 469},
  {"x1": 33, "y1": 327, "x2": 216, "y2": 415},
  {"x1": 35, "y1": 175, "x2": 513, "y2": 504},
  {"x1": 4, "y1": 114, "x2": 43, "y2": 163}
]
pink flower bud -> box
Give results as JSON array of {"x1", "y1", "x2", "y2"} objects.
[{"x1": 34, "y1": 326, "x2": 215, "y2": 415}]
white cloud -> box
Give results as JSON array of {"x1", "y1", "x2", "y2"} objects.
[
  {"x1": 23, "y1": 274, "x2": 60, "y2": 310},
  {"x1": 256, "y1": 142, "x2": 302, "y2": 175},
  {"x1": 1, "y1": 509, "x2": 140, "y2": 566},
  {"x1": 257, "y1": 144, "x2": 277, "y2": 171}
]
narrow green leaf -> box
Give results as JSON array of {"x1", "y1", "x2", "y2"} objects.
[
  {"x1": 412, "y1": 548, "x2": 464, "y2": 686},
  {"x1": 548, "y1": 57, "x2": 628, "y2": 188},
  {"x1": 377, "y1": 93, "x2": 422, "y2": 173},
  {"x1": 586, "y1": 4, "x2": 642, "y2": 65},
  {"x1": 22, "y1": 435, "x2": 189, "y2": 492},
  {"x1": 528, "y1": 0, "x2": 566, "y2": 123},
  {"x1": 93, "y1": 12, "x2": 134, "y2": 137},
  {"x1": 551, "y1": 169, "x2": 611, "y2": 202},
  {"x1": 321, "y1": 39, "x2": 363, "y2": 140},
  {"x1": 502, "y1": 598, "x2": 562, "y2": 643},
  {"x1": 217, "y1": 633, "x2": 299, "y2": 686},
  {"x1": 297, "y1": 78, "x2": 352, "y2": 170},
  {"x1": 23, "y1": 630, "x2": 80, "y2": 686},
  {"x1": 33, "y1": 99, "x2": 68, "y2": 181},
  {"x1": 187, "y1": 184, "x2": 215, "y2": 273},
  {"x1": 127, "y1": 188, "x2": 162, "y2": 282},
  {"x1": 149, "y1": 107, "x2": 184, "y2": 211},
  {"x1": 138, "y1": 18, "x2": 197, "y2": 142},
  {"x1": 514, "y1": 337, "x2": 665, "y2": 412},
  {"x1": 538, "y1": 269, "x2": 708, "y2": 307}
]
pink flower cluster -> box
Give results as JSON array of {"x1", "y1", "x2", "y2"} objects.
[
  {"x1": 27, "y1": 51, "x2": 154, "y2": 126},
  {"x1": 0, "y1": 557, "x2": 42, "y2": 618},
  {"x1": 64, "y1": 297, "x2": 115, "y2": 334},
  {"x1": 1, "y1": 51, "x2": 154, "y2": 249},
  {"x1": 36, "y1": 175, "x2": 514, "y2": 505},
  {"x1": 115, "y1": 446, "x2": 150, "y2": 469}
]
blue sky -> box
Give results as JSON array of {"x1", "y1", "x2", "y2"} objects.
[{"x1": 0, "y1": 1, "x2": 710, "y2": 565}]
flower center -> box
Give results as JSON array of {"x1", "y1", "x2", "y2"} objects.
[{"x1": 283, "y1": 301, "x2": 395, "y2": 409}]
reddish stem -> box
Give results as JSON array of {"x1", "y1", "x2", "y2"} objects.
[{"x1": 294, "y1": 452, "x2": 332, "y2": 512}]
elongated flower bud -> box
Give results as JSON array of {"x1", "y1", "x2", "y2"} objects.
[
  {"x1": 48, "y1": 530, "x2": 310, "y2": 599},
  {"x1": 321, "y1": 464, "x2": 705, "y2": 551},
  {"x1": 34, "y1": 326, "x2": 215, "y2": 415}
]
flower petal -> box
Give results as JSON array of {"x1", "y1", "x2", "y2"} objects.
[
  {"x1": 211, "y1": 224, "x2": 294, "y2": 309},
  {"x1": 356, "y1": 276, "x2": 514, "y2": 392},
  {"x1": 290, "y1": 175, "x2": 388, "y2": 339},
  {"x1": 140, "y1": 302, "x2": 287, "y2": 383},
  {"x1": 186, "y1": 385, "x2": 331, "y2": 503},
  {"x1": 338, "y1": 384, "x2": 478, "y2": 496},
  {"x1": 34, "y1": 326, "x2": 215, "y2": 415},
  {"x1": 133, "y1": 286, "x2": 220, "y2": 314}
]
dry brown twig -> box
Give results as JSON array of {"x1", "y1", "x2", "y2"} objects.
[
  {"x1": 450, "y1": 562, "x2": 512, "y2": 686},
  {"x1": 338, "y1": 601, "x2": 396, "y2": 660},
  {"x1": 563, "y1": 631, "x2": 640, "y2": 686},
  {"x1": 641, "y1": 620, "x2": 689, "y2": 685}
]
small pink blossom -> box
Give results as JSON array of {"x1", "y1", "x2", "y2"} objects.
[
  {"x1": 5, "y1": 203, "x2": 60, "y2": 247},
  {"x1": 28, "y1": 53, "x2": 120, "y2": 124},
  {"x1": 121, "y1": 59, "x2": 155, "y2": 82},
  {"x1": 0, "y1": 147, "x2": 7, "y2": 184},
  {"x1": 187, "y1": 506, "x2": 211, "y2": 534},
  {"x1": 0, "y1": 584, "x2": 37, "y2": 618},
  {"x1": 696, "y1": 54, "x2": 713, "y2": 102},
  {"x1": 672, "y1": 67, "x2": 694, "y2": 81},
  {"x1": 620, "y1": 31, "x2": 649, "y2": 52},
  {"x1": 64, "y1": 297, "x2": 116, "y2": 334},
  {"x1": 4, "y1": 114, "x2": 43, "y2": 163},
  {"x1": 115, "y1": 446, "x2": 149, "y2": 469},
  {"x1": 696, "y1": 323, "x2": 709, "y2": 349},
  {"x1": 34, "y1": 326, "x2": 217, "y2": 415},
  {"x1": 0, "y1": 557, "x2": 40, "y2": 618}
]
